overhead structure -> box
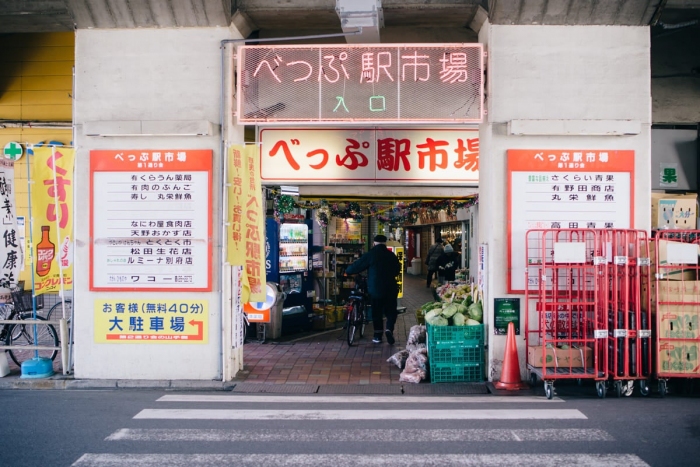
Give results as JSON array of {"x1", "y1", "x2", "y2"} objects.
[{"x1": 336, "y1": 0, "x2": 384, "y2": 43}]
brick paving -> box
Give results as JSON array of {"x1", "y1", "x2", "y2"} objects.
[{"x1": 237, "y1": 272, "x2": 435, "y2": 385}]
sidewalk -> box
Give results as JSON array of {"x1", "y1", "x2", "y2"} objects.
[{"x1": 0, "y1": 273, "x2": 500, "y2": 395}]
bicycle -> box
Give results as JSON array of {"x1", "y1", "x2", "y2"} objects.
[
  {"x1": 45, "y1": 297, "x2": 73, "y2": 345},
  {"x1": 1, "y1": 283, "x2": 59, "y2": 366},
  {"x1": 344, "y1": 274, "x2": 367, "y2": 346}
]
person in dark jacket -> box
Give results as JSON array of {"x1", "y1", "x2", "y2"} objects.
[
  {"x1": 436, "y1": 243, "x2": 461, "y2": 283},
  {"x1": 345, "y1": 234, "x2": 401, "y2": 344},
  {"x1": 425, "y1": 237, "x2": 444, "y2": 288}
]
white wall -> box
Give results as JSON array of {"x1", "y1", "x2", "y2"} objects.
[
  {"x1": 73, "y1": 27, "x2": 232, "y2": 379},
  {"x1": 479, "y1": 24, "x2": 652, "y2": 381}
]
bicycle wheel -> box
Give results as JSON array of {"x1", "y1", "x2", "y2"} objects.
[
  {"x1": 46, "y1": 299, "x2": 72, "y2": 322},
  {"x1": 346, "y1": 302, "x2": 358, "y2": 346},
  {"x1": 5, "y1": 316, "x2": 59, "y2": 366},
  {"x1": 46, "y1": 299, "x2": 73, "y2": 344},
  {"x1": 358, "y1": 303, "x2": 366, "y2": 338}
]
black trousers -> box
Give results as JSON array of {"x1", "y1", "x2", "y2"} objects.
[
  {"x1": 426, "y1": 269, "x2": 438, "y2": 287},
  {"x1": 370, "y1": 295, "x2": 398, "y2": 338}
]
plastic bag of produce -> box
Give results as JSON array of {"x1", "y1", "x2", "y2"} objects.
[
  {"x1": 405, "y1": 343, "x2": 427, "y2": 352},
  {"x1": 386, "y1": 349, "x2": 410, "y2": 369},
  {"x1": 405, "y1": 348, "x2": 428, "y2": 370},
  {"x1": 399, "y1": 368, "x2": 426, "y2": 383},
  {"x1": 406, "y1": 325, "x2": 427, "y2": 345}
]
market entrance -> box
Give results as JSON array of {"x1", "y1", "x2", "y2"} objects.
[{"x1": 239, "y1": 190, "x2": 479, "y2": 386}]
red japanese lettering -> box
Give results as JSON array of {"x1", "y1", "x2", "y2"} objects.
[
  {"x1": 306, "y1": 149, "x2": 329, "y2": 169},
  {"x1": 416, "y1": 138, "x2": 449, "y2": 171},
  {"x1": 336, "y1": 139, "x2": 369, "y2": 170},
  {"x1": 377, "y1": 138, "x2": 411, "y2": 172},
  {"x1": 269, "y1": 140, "x2": 300, "y2": 170},
  {"x1": 453, "y1": 138, "x2": 479, "y2": 171}
]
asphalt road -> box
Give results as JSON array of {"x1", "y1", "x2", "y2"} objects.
[{"x1": 1, "y1": 386, "x2": 699, "y2": 467}]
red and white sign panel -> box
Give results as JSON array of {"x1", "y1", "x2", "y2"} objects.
[
  {"x1": 237, "y1": 44, "x2": 483, "y2": 124},
  {"x1": 507, "y1": 149, "x2": 635, "y2": 293},
  {"x1": 90, "y1": 150, "x2": 213, "y2": 292},
  {"x1": 259, "y1": 127, "x2": 479, "y2": 185}
]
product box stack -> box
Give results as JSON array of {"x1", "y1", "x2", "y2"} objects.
[
  {"x1": 652, "y1": 192, "x2": 697, "y2": 230},
  {"x1": 527, "y1": 345, "x2": 593, "y2": 369},
  {"x1": 655, "y1": 280, "x2": 700, "y2": 376},
  {"x1": 427, "y1": 323, "x2": 484, "y2": 383}
]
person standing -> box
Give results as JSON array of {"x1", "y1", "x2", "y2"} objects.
[
  {"x1": 425, "y1": 237, "x2": 444, "y2": 288},
  {"x1": 437, "y1": 243, "x2": 461, "y2": 283},
  {"x1": 345, "y1": 234, "x2": 401, "y2": 344}
]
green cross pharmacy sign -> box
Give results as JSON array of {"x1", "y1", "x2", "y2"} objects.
[{"x1": 3, "y1": 142, "x2": 23, "y2": 161}]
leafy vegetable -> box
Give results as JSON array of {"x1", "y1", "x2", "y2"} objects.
[
  {"x1": 467, "y1": 301, "x2": 483, "y2": 323},
  {"x1": 441, "y1": 304, "x2": 460, "y2": 318},
  {"x1": 452, "y1": 313, "x2": 466, "y2": 326},
  {"x1": 466, "y1": 318, "x2": 481, "y2": 326}
]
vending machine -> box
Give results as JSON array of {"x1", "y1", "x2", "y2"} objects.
[{"x1": 265, "y1": 217, "x2": 314, "y2": 335}]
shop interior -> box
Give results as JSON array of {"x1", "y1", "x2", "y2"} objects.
[{"x1": 258, "y1": 187, "x2": 478, "y2": 343}]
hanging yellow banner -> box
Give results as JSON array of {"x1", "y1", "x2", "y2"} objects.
[
  {"x1": 30, "y1": 146, "x2": 74, "y2": 295},
  {"x1": 227, "y1": 145, "x2": 265, "y2": 302}
]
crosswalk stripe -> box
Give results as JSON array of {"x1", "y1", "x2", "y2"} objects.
[
  {"x1": 133, "y1": 408, "x2": 586, "y2": 420},
  {"x1": 156, "y1": 395, "x2": 562, "y2": 404},
  {"x1": 73, "y1": 453, "x2": 649, "y2": 466},
  {"x1": 106, "y1": 428, "x2": 613, "y2": 442}
]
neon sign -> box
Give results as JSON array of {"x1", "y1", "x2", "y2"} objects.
[{"x1": 237, "y1": 44, "x2": 483, "y2": 124}]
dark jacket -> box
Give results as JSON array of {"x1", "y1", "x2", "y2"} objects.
[
  {"x1": 345, "y1": 244, "x2": 401, "y2": 298},
  {"x1": 437, "y1": 251, "x2": 461, "y2": 281},
  {"x1": 426, "y1": 242, "x2": 444, "y2": 271}
]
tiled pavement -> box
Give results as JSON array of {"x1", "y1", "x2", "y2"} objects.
[{"x1": 236, "y1": 272, "x2": 436, "y2": 386}]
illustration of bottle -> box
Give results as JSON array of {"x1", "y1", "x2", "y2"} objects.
[{"x1": 36, "y1": 226, "x2": 56, "y2": 277}]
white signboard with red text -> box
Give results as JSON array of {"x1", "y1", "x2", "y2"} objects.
[
  {"x1": 90, "y1": 150, "x2": 213, "y2": 292},
  {"x1": 507, "y1": 149, "x2": 635, "y2": 293},
  {"x1": 259, "y1": 128, "x2": 479, "y2": 185}
]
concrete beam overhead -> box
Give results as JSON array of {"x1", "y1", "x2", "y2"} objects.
[{"x1": 490, "y1": 0, "x2": 661, "y2": 26}]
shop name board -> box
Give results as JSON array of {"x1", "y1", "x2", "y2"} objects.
[
  {"x1": 89, "y1": 150, "x2": 213, "y2": 292},
  {"x1": 258, "y1": 127, "x2": 479, "y2": 185},
  {"x1": 237, "y1": 44, "x2": 483, "y2": 123},
  {"x1": 507, "y1": 149, "x2": 634, "y2": 293}
]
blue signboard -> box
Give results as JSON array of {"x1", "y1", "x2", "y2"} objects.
[{"x1": 265, "y1": 217, "x2": 279, "y2": 283}]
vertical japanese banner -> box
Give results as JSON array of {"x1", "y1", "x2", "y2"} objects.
[
  {"x1": 30, "y1": 147, "x2": 74, "y2": 295},
  {"x1": 227, "y1": 145, "x2": 265, "y2": 302},
  {"x1": 0, "y1": 159, "x2": 19, "y2": 302}
]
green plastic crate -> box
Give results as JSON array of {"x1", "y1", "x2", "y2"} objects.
[
  {"x1": 427, "y1": 323, "x2": 484, "y2": 346},
  {"x1": 430, "y1": 361, "x2": 484, "y2": 383},
  {"x1": 428, "y1": 341, "x2": 484, "y2": 364}
]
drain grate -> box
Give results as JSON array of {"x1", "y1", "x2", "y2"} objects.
[
  {"x1": 232, "y1": 383, "x2": 319, "y2": 394},
  {"x1": 402, "y1": 383, "x2": 489, "y2": 395},
  {"x1": 318, "y1": 384, "x2": 403, "y2": 394}
]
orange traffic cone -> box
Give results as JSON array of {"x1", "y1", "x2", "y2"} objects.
[{"x1": 495, "y1": 321, "x2": 528, "y2": 390}]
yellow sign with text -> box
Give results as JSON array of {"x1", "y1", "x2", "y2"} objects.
[
  {"x1": 387, "y1": 244, "x2": 404, "y2": 299},
  {"x1": 30, "y1": 146, "x2": 74, "y2": 295},
  {"x1": 94, "y1": 299, "x2": 208, "y2": 343},
  {"x1": 226, "y1": 145, "x2": 265, "y2": 302}
]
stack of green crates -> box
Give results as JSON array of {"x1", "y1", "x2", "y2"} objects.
[{"x1": 427, "y1": 323, "x2": 484, "y2": 383}]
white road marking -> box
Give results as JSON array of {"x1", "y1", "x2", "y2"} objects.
[
  {"x1": 133, "y1": 408, "x2": 586, "y2": 420},
  {"x1": 106, "y1": 428, "x2": 613, "y2": 442},
  {"x1": 72, "y1": 453, "x2": 649, "y2": 466},
  {"x1": 156, "y1": 394, "x2": 562, "y2": 404}
]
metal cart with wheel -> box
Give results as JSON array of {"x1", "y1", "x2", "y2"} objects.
[
  {"x1": 653, "y1": 230, "x2": 700, "y2": 397},
  {"x1": 603, "y1": 229, "x2": 653, "y2": 398},
  {"x1": 525, "y1": 229, "x2": 608, "y2": 399}
]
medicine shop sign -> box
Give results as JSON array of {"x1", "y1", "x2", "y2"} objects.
[
  {"x1": 90, "y1": 150, "x2": 213, "y2": 291},
  {"x1": 507, "y1": 149, "x2": 634, "y2": 293}
]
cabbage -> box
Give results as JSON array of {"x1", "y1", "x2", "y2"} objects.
[
  {"x1": 455, "y1": 303, "x2": 468, "y2": 315},
  {"x1": 452, "y1": 313, "x2": 466, "y2": 326},
  {"x1": 441, "y1": 304, "x2": 460, "y2": 318},
  {"x1": 467, "y1": 301, "x2": 483, "y2": 322},
  {"x1": 466, "y1": 318, "x2": 481, "y2": 326},
  {"x1": 428, "y1": 316, "x2": 449, "y2": 326},
  {"x1": 425, "y1": 309, "x2": 441, "y2": 321}
]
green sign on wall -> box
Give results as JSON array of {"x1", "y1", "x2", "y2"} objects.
[{"x1": 494, "y1": 298, "x2": 519, "y2": 335}]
